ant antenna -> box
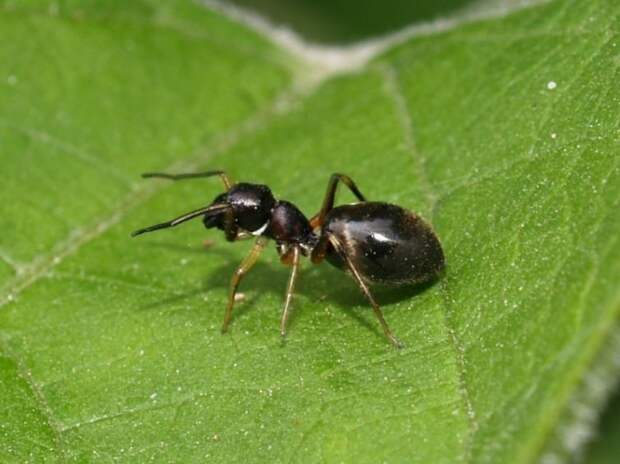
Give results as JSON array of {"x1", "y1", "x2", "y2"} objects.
[
  {"x1": 142, "y1": 171, "x2": 233, "y2": 190},
  {"x1": 131, "y1": 204, "x2": 229, "y2": 237}
]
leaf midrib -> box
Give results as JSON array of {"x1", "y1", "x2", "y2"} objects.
[{"x1": 376, "y1": 62, "x2": 479, "y2": 462}]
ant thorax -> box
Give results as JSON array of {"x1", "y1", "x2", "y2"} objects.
[{"x1": 266, "y1": 200, "x2": 317, "y2": 254}]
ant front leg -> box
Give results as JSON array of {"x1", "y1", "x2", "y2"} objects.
[
  {"x1": 310, "y1": 173, "x2": 367, "y2": 229},
  {"x1": 221, "y1": 236, "x2": 268, "y2": 334},
  {"x1": 222, "y1": 208, "x2": 240, "y2": 242},
  {"x1": 221, "y1": 209, "x2": 256, "y2": 242}
]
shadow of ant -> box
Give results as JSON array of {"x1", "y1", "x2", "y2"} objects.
[{"x1": 137, "y1": 240, "x2": 439, "y2": 343}]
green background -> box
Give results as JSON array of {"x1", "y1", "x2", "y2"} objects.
[
  {"x1": 0, "y1": 0, "x2": 618, "y2": 462},
  {"x1": 227, "y1": 0, "x2": 473, "y2": 43}
]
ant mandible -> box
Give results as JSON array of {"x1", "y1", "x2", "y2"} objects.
[{"x1": 131, "y1": 171, "x2": 445, "y2": 348}]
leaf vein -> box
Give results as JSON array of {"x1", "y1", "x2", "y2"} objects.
[
  {"x1": 0, "y1": 338, "x2": 68, "y2": 462},
  {"x1": 380, "y1": 62, "x2": 479, "y2": 462}
]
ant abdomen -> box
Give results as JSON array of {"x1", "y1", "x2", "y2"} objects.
[{"x1": 321, "y1": 202, "x2": 444, "y2": 285}]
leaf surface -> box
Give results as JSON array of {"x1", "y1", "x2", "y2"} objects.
[{"x1": 0, "y1": 0, "x2": 618, "y2": 463}]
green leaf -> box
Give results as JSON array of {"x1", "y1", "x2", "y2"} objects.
[{"x1": 1, "y1": 0, "x2": 619, "y2": 463}]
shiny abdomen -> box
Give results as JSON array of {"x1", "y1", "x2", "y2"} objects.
[{"x1": 322, "y1": 202, "x2": 445, "y2": 285}]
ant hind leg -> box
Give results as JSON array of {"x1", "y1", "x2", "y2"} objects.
[
  {"x1": 310, "y1": 173, "x2": 367, "y2": 229},
  {"x1": 326, "y1": 234, "x2": 403, "y2": 349}
]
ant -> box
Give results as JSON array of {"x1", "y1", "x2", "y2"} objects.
[{"x1": 131, "y1": 171, "x2": 445, "y2": 348}]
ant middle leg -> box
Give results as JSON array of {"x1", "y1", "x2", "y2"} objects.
[
  {"x1": 221, "y1": 236, "x2": 269, "y2": 333},
  {"x1": 310, "y1": 173, "x2": 367, "y2": 229},
  {"x1": 279, "y1": 246, "x2": 301, "y2": 339}
]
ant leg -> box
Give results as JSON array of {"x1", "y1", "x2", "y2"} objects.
[
  {"x1": 310, "y1": 233, "x2": 330, "y2": 265},
  {"x1": 221, "y1": 236, "x2": 269, "y2": 333},
  {"x1": 310, "y1": 173, "x2": 367, "y2": 229},
  {"x1": 326, "y1": 234, "x2": 404, "y2": 349},
  {"x1": 279, "y1": 246, "x2": 300, "y2": 339},
  {"x1": 222, "y1": 207, "x2": 239, "y2": 242},
  {"x1": 141, "y1": 170, "x2": 233, "y2": 190},
  {"x1": 131, "y1": 204, "x2": 230, "y2": 237},
  {"x1": 204, "y1": 231, "x2": 251, "y2": 251},
  {"x1": 234, "y1": 231, "x2": 254, "y2": 241},
  {"x1": 221, "y1": 209, "x2": 255, "y2": 242}
]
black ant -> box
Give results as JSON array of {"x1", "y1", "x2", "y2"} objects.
[{"x1": 131, "y1": 171, "x2": 445, "y2": 348}]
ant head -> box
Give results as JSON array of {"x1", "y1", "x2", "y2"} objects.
[
  {"x1": 203, "y1": 183, "x2": 276, "y2": 235},
  {"x1": 131, "y1": 172, "x2": 280, "y2": 239}
]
